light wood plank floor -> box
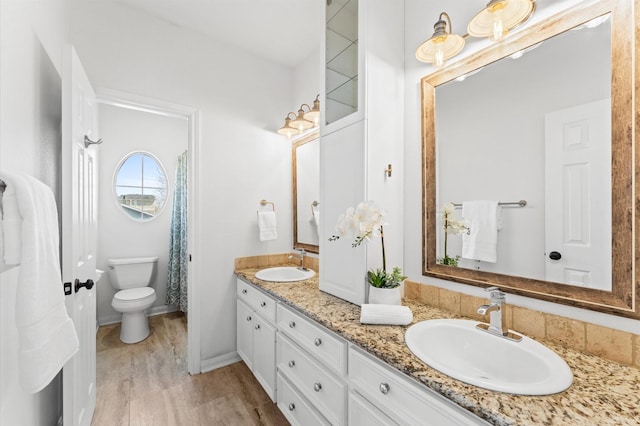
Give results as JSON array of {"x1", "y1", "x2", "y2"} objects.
[{"x1": 93, "y1": 312, "x2": 289, "y2": 426}]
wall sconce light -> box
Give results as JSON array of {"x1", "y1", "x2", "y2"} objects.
[
  {"x1": 278, "y1": 95, "x2": 321, "y2": 138},
  {"x1": 415, "y1": 12, "x2": 465, "y2": 67},
  {"x1": 277, "y1": 113, "x2": 301, "y2": 139},
  {"x1": 468, "y1": 0, "x2": 535, "y2": 42}
]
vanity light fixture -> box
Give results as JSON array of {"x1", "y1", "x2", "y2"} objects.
[
  {"x1": 415, "y1": 12, "x2": 465, "y2": 67},
  {"x1": 468, "y1": 0, "x2": 535, "y2": 42},
  {"x1": 277, "y1": 113, "x2": 301, "y2": 139},
  {"x1": 278, "y1": 95, "x2": 321, "y2": 138}
]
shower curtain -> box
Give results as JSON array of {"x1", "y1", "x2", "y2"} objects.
[{"x1": 167, "y1": 151, "x2": 188, "y2": 312}]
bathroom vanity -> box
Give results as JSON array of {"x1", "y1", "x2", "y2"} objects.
[{"x1": 235, "y1": 266, "x2": 640, "y2": 425}]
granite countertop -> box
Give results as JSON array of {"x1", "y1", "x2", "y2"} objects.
[{"x1": 235, "y1": 267, "x2": 640, "y2": 426}]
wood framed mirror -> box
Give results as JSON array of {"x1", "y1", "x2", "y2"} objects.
[
  {"x1": 293, "y1": 131, "x2": 320, "y2": 254},
  {"x1": 421, "y1": 0, "x2": 639, "y2": 318}
]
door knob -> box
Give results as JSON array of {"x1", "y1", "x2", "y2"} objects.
[
  {"x1": 74, "y1": 278, "x2": 94, "y2": 293},
  {"x1": 549, "y1": 251, "x2": 562, "y2": 260}
]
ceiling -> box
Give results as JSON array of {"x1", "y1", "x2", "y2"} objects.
[{"x1": 114, "y1": 0, "x2": 325, "y2": 68}]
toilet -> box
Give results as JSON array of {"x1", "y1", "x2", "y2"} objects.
[{"x1": 107, "y1": 256, "x2": 158, "y2": 344}]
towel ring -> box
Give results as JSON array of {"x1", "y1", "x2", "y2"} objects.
[
  {"x1": 311, "y1": 201, "x2": 319, "y2": 214},
  {"x1": 260, "y1": 199, "x2": 275, "y2": 211}
]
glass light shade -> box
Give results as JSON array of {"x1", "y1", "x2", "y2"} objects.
[
  {"x1": 416, "y1": 34, "x2": 465, "y2": 66},
  {"x1": 290, "y1": 108, "x2": 314, "y2": 132},
  {"x1": 468, "y1": 0, "x2": 534, "y2": 41},
  {"x1": 277, "y1": 116, "x2": 300, "y2": 139},
  {"x1": 303, "y1": 95, "x2": 321, "y2": 126}
]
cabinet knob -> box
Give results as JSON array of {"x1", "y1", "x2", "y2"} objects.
[
  {"x1": 288, "y1": 360, "x2": 295, "y2": 368},
  {"x1": 313, "y1": 382, "x2": 322, "y2": 392},
  {"x1": 314, "y1": 337, "x2": 322, "y2": 346},
  {"x1": 288, "y1": 403, "x2": 295, "y2": 411},
  {"x1": 289, "y1": 321, "x2": 296, "y2": 328},
  {"x1": 254, "y1": 324, "x2": 260, "y2": 330},
  {"x1": 260, "y1": 301, "x2": 267, "y2": 307},
  {"x1": 379, "y1": 382, "x2": 390, "y2": 395},
  {"x1": 242, "y1": 289, "x2": 248, "y2": 294},
  {"x1": 246, "y1": 316, "x2": 252, "y2": 322}
]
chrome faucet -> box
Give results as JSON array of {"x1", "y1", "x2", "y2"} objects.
[
  {"x1": 476, "y1": 287, "x2": 522, "y2": 341},
  {"x1": 289, "y1": 249, "x2": 308, "y2": 270}
]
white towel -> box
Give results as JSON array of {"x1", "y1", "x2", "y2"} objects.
[
  {"x1": 0, "y1": 172, "x2": 79, "y2": 393},
  {"x1": 312, "y1": 209, "x2": 320, "y2": 237},
  {"x1": 462, "y1": 200, "x2": 501, "y2": 263},
  {"x1": 1, "y1": 179, "x2": 22, "y2": 265},
  {"x1": 360, "y1": 304, "x2": 413, "y2": 325},
  {"x1": 257, "y1": 210, "x2": 277, "y2": 241}
]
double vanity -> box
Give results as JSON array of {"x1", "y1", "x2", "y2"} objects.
[{"x1": 235, "y1": 265, "x2": 640, "y2": 425}]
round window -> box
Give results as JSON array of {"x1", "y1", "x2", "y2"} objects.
[{"x1": 114, "y1": 151, "x2": 169, "y2": 221}]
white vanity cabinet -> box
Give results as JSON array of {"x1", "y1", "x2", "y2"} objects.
[
  {"x1": 320, "y1": 0, "x2": 405, "y2": 305},
  {"x1": 276, "y1": 304, "x2": 348, "y2": 425},
  {"x1": 349, "y1": 347, "x2": 490, "y2": 426},
  {"x1": 236, "y1": 279, "x2": 277, "y2": 401}
]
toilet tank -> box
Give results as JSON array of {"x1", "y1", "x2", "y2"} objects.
[{"x1": 107, "y1": 256, "x2": 158, "y2": 290}]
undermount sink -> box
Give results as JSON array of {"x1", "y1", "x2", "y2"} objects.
[
  {"x1": 405, "y1": 319, "x2": 573, "y2": 395},
  {"x1": 254, "y1": 266, "x2": 315, "y2": 282}
]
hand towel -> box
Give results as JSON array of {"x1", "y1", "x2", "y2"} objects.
[
  {"x1": 257, "y1": 210, "x2": 277, "y2": 241},
  {"x1": 360, "y1": 304, "x2": 413, "y2": 325},
  {"x1": 312, "y1": 209, "x2": 320, "y2": 237},
  {"x1": 462, "y1": 200, "x2": 501, "y2": 263},
  {"x1": 1, "y1": 179, "x2": 22, "y2": 265},
  {"x1": 0, "y1": 172, "x2": 79, "y2": 393}
]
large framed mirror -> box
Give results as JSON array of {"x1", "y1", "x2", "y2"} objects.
[
  {"x1": 293, "y1": 131, "x2": 320, "y2": 253},
  {"x1": 422, "y1": 0, "x2": 639, "y2": 318}
]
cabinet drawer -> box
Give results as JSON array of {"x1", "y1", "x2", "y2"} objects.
[
  {"x1": 278, "y1": 334, "x2": 346, "y2": 426},
  {"x1": 237, "y1": 279, "x2": 276, "y2": 322},
  {"x1": 277, "y1": 304, "x2": 347, "y2": 376},
  {"x1": 349, "y1": 390, "x2": 398, "y2": 426},
  {"x1": 277, "y1": 373, "x2": 330, "y2": 426},
  {"x1": 349, "y1": 347, "x2": 488, "y2": 426}
]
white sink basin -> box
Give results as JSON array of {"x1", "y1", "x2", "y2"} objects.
[
  {"x1": 255, "y1": 266, "x2": 315, "y2": 282},
  {"x1": 405, "y1": 319, "x2": 572, "y2": 395}
]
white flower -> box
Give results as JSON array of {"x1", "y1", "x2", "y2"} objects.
[
  {"x1": 332, "y1": 200, "x2": 388, "y2": 246},
  {"x1": 440, "y1": 202, "x2": 469, "y2": 235}
]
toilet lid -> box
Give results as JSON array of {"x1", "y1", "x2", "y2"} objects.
[{"x1": 114, "y1": 287, "x2": 155, "y2": 301}]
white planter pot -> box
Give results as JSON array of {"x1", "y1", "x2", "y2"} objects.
[{"x1": 368, "y1": 285, "x2": 401, "y2": 305}]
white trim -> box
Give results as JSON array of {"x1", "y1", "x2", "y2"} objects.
[
  {"x1": 96, "y1": 87, "x2": 202, "y2": 375},
  {"x1": 200, "y1": 352, "x2": 242, "y2": 373}
]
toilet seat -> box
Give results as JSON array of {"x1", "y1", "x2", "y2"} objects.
[{"x1": 114, "y1": 287, "x2": 155, "y2": 302}]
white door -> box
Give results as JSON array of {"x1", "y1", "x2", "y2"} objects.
[
  {"x1": 544, "y1": 99, "x2": 611, "y2": 290},
  {"x1": 61, "y1": 46, "x2": 98, "y2": 426}
]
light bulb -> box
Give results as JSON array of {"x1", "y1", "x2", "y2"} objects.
[
  {"x1": 434, "y1": 37, "x2": 446, "y2": 67},
  {"x1": 490, "y1": 9, "x2": 505, "y2": 41}
]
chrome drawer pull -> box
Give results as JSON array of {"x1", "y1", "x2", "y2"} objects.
[
  {"x1": 313, "y1": 382, "x2": 322, "y2": 392},
  {"x1": 289, "y1": 321, "x2": 296, "y2": 328},
  {"x1": 246, "y1": 316, "x2": 252, "y2": 322},
  {"x1": 255, "y1": 324, "x2": 260, "y2": 330},
  {"x1": 379, "y1": 382, "x2": 390, "y2": 395},
  {"x1": 260, "y1": 301, "x2": 266, "y2": 307},
  {"x1": 288, "y1": 360, "x2": 295, "y2": 368},
  {"x1": 314, "y1": 338, "x2": 322, "y2": 346},
  {"x1": 288, "y1": 403, "x2": 295, "y2": 411},
  {"x1": 242, "y1": 289, "x2": 247, "y2": 294}
]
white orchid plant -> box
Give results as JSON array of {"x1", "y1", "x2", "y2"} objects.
[
  {"x1": 329, "y1": 201, "x2": 406, "y2": 288},
  {"x1": 439, "y1": 202, "x2": 470, "y2": 267}
]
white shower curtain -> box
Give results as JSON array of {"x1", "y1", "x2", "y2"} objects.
[{"x1": 167, "y1": 151, "x2": 188, "y2": 312}]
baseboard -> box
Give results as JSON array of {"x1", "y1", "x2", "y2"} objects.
[
  {"x1": 200, "y1": 352, "x2": 242, "y2": 373},
  {"x1": 97, "y1": 305, "x2": 179, "y2": 327}
]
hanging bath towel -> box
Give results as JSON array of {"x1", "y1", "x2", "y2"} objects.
[
  {"x1": 0, "y1": 172, "x2": 79, "y2": 393},
  {"x1": 462, "y1": 200, "x2": 501, "y2": 263}
]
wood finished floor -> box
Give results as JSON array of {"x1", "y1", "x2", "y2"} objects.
[{"x1": 93, "y1": 312, "x2": 289, "y2": 426}]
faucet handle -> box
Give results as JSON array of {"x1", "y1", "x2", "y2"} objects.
[{"x1": 485, "y1": 286, "x2": 505, "y2": 301}]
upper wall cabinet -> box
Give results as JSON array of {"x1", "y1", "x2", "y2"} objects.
[
  {"x1": 325, "y1": 0, "x2": 358, "y2": 125},
  {"x1": 320, "y1": 0, "x2": 404, "y2": 305}
]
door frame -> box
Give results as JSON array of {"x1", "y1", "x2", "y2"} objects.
[{"x1": 96, "y1": 88, "x2": 202, "y2": 374}]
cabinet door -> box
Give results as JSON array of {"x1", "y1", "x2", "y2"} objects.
[
  {"x1": 236, "y1": 300, "x2": 253, "y2": 369},
  {"x1": 252, "y1": 314, "x2": 276, "y2": 402},
  {"x1": 320, "y1": 120, "x2": 367, "y2": 305}
]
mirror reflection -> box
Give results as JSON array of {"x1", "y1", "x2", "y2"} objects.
[
  {"x1": 293, "y1": 132, "x2": 320, "y2": 253},
  {"x1": 435, "y1": 16, "x2": 612, "y2": 290}
]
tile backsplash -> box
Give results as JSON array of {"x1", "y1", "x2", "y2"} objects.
[
  {"x1": 404, "y1": 280, "x2": 640, "y2": 369},
  {"x1": 234, "y1": 253, "x2": 319, "y2": 273}
]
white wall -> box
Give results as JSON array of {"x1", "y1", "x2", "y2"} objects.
[
  {"x1": 0, "y1": 1, "x2": 70, "y2": 424},
  {"x1": 96, "y1": 103, "x2": 188, "y2": 325},
  {"x1": 404, "y1": 0, "x2": 639, "y2": 333},
  {"x1": 69, "y1": 1, "x2": 295, "y2": 365}
]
